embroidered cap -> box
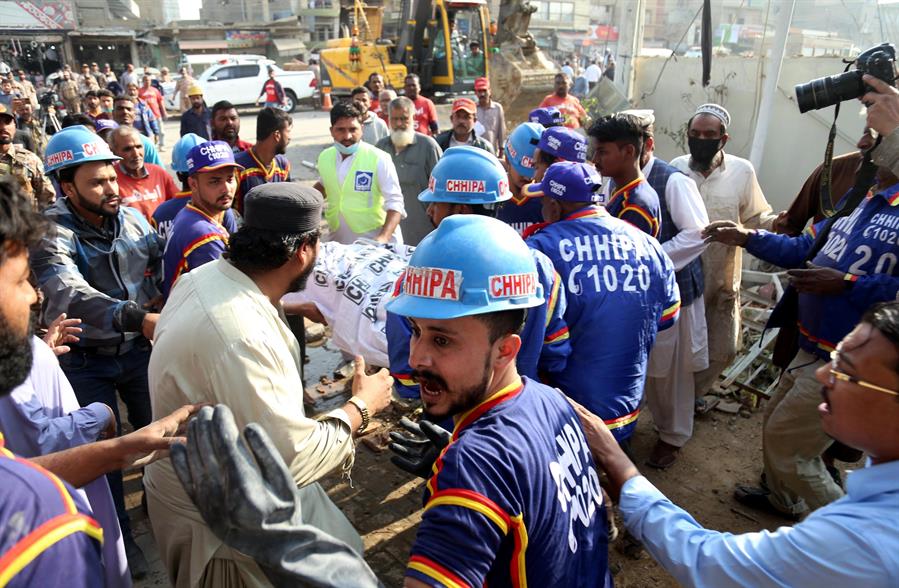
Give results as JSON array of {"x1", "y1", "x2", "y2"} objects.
[
  {"x1": 524, "y1": 161, "x2": 602, "y2": 202},
  {"x1": 693, "y1": 103, "x2": 731, "y2": 127},
  {"x1": 186, "y1": 140, "x2": 244, "y2": 176}
]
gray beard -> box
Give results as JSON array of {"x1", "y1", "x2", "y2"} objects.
[{"x1": 391, "y1": 129, "x2": 415, "y2": 148}]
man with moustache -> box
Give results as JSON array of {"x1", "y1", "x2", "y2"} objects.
[
  {"x1": 112, "y1": 95, "x2": 162, "y2": 166},
  {"x1": 352, "y1": 86, "x2": 389, "y2": 144},
  {"x1": 403, "y1": 74, "x2": 439, "y2": 136},
  {"x1": 434, "y1": 98, "x2": 493, "y2": 153},
  {"x1": 31, "y1": 125, "x2": 165, "y2": 574},
  {"x1": 573, "y1": 302, "x2": 899, "y2": 587},
  {"x1": 145, "y1": 183, "x2": 394, "y2": 588},
  {"x1": 317, "y1": 101, "x2": 404, "y2": 244},
  {"x1": 162, "y1": 141, "x2": 243, "y2": 297},
  {"x1": 375, "y1": 96, "x2": 441, "y2": 245},
  {"x1": 234, "y1": 107, "x2": 292, "y2": 214},
  {"x1": 366, "y1": 72, "x2": 385, "y2": 117},
  {"x1": 211, "y1": 100, "x2": 253, "y2": 153},
  {"x1": 109, "y1": 126, "x2": 178, "y2": 220},
  {"x1": 14, "y1": 99, "x2": 47, "y2": 159},
  {"x1": 0, "y1": 103, "x2": 53, "y2": 209},
  {"x1": 386, "y1": 214, "x2": 610, "y2": 588},
  {"x1": 179, "y1": 85, "x2": 211, "y2": 140}
]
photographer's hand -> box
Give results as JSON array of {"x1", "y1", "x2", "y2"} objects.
[{"x1": 862, "y1": 74, "x2": 899, "y2": 136}]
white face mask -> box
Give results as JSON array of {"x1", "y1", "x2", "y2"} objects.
[{"x1": 391, "y1": 128, "x2": 415, "y2": 148}]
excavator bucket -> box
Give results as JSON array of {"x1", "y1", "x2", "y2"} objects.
[{"x1": 488, "y1": 0, "x2": 558, "y2": 125}]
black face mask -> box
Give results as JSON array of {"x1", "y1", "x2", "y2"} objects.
[{"x1": 688, "y1": 136, "x2": 722, "y2": 170}]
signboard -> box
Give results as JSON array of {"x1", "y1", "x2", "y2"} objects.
[
  {"x1": 0, "y1": 1, "x2": 77, "y2": 30},
  {"x1": 225, "y1": 30, "x2": 270, "y2": 48}
]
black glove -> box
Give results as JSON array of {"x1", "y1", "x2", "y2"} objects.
[
  {"x1": 171, "y1": 405, "x2": 381, "y2": 588},
  {"x1": 388, "y1": 417, "x2": 452, "y2": 479}
]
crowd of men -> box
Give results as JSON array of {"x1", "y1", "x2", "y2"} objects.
[{"x1": 0, "y1": 55, "x2": 898, "y2": 588}]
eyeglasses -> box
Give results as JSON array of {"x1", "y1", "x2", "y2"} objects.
[{"x1": 829, "y1": 349, "x2": 899, "y2": 397}]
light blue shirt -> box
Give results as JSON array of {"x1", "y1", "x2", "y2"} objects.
[{"x1": 620, "y1": 464, "x2": 899, "y2": 588}]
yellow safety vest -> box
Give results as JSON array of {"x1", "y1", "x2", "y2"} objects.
[{"x1": 318, "y1": 143, "x2": 385, "y2": 234}]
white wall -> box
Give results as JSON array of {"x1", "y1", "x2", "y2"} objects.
[{"x1": 632, "y1": 55, "x2": 867, "y2": 212}]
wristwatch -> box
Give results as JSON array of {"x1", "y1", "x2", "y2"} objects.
[{"x1": 346, "y1": 396, "x2": 370, "y2": 434}]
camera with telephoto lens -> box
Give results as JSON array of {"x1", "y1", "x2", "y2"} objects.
[
  {"x1": 38, "y1": 91, "x2": 58, "y2": 107},
  {"x1": 795, "y1": 43, "x2": 896, "y2": 113}
]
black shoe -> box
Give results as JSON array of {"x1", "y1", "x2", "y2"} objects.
[
  {"x1": 733, "y1": 485, "x2": 801, "y2": 522},
  {"x1": 123, "y1": 535, "x2": 149, "y2": 580}
]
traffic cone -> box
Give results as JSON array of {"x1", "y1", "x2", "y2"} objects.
[{"x1": 321, "y1": 88, "x2": 333, "y2": 111}]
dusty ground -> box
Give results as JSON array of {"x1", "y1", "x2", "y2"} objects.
[{"x1": 130, "y1": 109, "x2": 848, "y2": 587}]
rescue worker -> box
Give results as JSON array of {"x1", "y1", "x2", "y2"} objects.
[
  {"x1": 162, "y1": 140, "x2": 243, "y2": 297},
  {"x1": 179, "y1": 84, "x2": 211, "y2": 140},
  {"x1": 31, "y1": 125, "x2": 165, "y2": 577},
  {"x1": 589, "y1": 113, "x2": 662, "y2": 238},
  {"x1": 385, "y1": 214, "x2": 611, "y2": 587},
  {"x1": 526, "y1": 161, "x2": 680, "y2": 443},
  {"x1": 0, "y1": 103, "x2": 54, "y2": 209},
  {"x1": 234, "y1": 106, "x2": 292, "y2": 214},
  {"x1": 495, "y1": 122, "x2": 543, "y2": 234},
  {"x1": 386, "y1": 146, "x2": 570, "y2": 399},
  {"x1": 528, "y1": 106, "x2": 565, "y2": 128}
]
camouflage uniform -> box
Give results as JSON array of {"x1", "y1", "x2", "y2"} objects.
[
  {"x1": 57, "y1": 79, "x2": 80, "y2": 114},
  {"x1": 18, "y1": 116, "x2": 48, "y2": 159},
  {"x1": 0, "y1": 143, "x2": 55, "y2": 209},
  {"x1": 77, "y1": 73, "x2": 99, "y2": 95},
  {"x1": 16, "y1": 78, "x2": 37, "y2": 107}
]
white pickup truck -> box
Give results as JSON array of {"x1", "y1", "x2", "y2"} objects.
[{"x1": 196, "y1": 60, "x2": 316, "y2": 113}]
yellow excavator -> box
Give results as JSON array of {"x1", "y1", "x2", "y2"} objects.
[{"x1": 318, "y1": 0, "x2": 555, "y2": 122}]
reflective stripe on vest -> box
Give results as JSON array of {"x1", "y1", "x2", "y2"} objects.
[{"x1": 318, "y1": 144, "x2": 386, "y2": 234}]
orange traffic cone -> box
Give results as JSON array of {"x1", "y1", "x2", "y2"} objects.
[{"x1": 321, "y1": 88, "x2": 333, "y2": 111}]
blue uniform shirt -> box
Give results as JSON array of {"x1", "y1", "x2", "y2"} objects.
[
  {"x1": 407, "y1": 378, "x2": 611, "y2": 588},
  {"x1": 234, "y1": 149, "x2": 291, "y2": 214},
  {"x1": 746, "y1": 185, "x2": 899, "y2": 359},
  {"x1": 0, "y1": 433, "x2": 103, "y2": 587},
  {"x1": 496, "y1": 195, "x2": 545, "y2": 236},
  {"x1": 604, "y1": 176, "x2": 662, "y2": 239},
  {"x1": 387, "y1": 248, "x2": 570, "y2": 398},
  {"x1": 162, "y1": 203, "x2": 234, "y2": 297},
  {"x1": 151, "y1": 194, "x2": 237, "y2": 242},
  {"x1": 527, "y1": 206, "x2": 680, "y2": 440}
]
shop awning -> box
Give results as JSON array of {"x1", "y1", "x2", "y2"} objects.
[
  {"x1": 179, "y1": 40, "x2": 229, "y2": 51},
  {"x1": 272, "y1": 38, "x2": 307, "y2": 55}
]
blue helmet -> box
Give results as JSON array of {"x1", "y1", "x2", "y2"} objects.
[
  {"x1": 504, "y1": 122, "x2": 543, "y2": 179},
  {"x1": 44, "y1": 125, "x2": 121, "y2": 174},
  {"x1": 171, "y1": 133, "x2": 206, "y2": 173},
  {"x1": 386, "y1": 215, "x2": 544, "y2": 319},
  {"x1": 418, "y1": 146, "x2": 511, "y2": 205}
]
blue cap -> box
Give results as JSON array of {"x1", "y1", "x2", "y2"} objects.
[
  {"x1": 537, "y1": 127, "x2": 587, "y2": 163},
  {"x1": 94, "y1": 119, "x2": 119, "y2": 133},
  {"x1": 528, "y1": 107, "x2": 564, "y2": 127},
  {"x1": 186, "y1": 140, "x2": 244, "y2": 176},
  {"x1": 524, "y1": 161, "x2": 601, "y2": 202}
]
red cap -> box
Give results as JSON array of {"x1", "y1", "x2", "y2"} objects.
[
  {"x1": 474, "y1": 77, "x2": 489, "y2": 91},
  {"x1": 451, "y1": 97, "x2": 477, "y2": 114}
]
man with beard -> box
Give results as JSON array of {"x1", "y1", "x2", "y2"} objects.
[
  {"x1": 109, "y1": 126, "x2": 178, "y2": 220},
  {"x1": 112, "y1": 96, "x2": 163, "y2": 166},
  {"x1": 434, "y1": 98, "x2": 493, "y2": 153},
  {"x1": 571, "y1": 302, "x2": 899, "y2": 587},
  {"x1": 179, "y1": 85, "x2": 211, "y2": 140},
  {"x1": 352, "y1": 86, "x2": 389, "y2": 145},
  {"x1": 82, "y1": 90, "x2": 107, "y2": 123},
  {"x1": 235, "y1": 107, "x2": 292, "y2": 214},
  {"x1": 385, "y1": 214, "x2": 609, "y2": 588},
  {"x1": 145, "y1": 183, "x2": 394, "y2": 588},
  {"x1": 14, "y1": 99, "x2": 47, "y2": 159},
  {"x1": 375, "y1": 96, "x2": 441, "y2": 245},
  {"x1": 538, "y1": 73, "x2": 587, "y2": 130},
  {"x1": 704, "y1": 152, "x2": 899, "y2": 520},
  {"x1": 0, "y1": 182, "x2": 200, "y2": 586},
  {"x1": 31, "y1": 125, "x2": 165, "y2": 575},
  {"x1": 211, "y1": 100, "x2": 253, "y2": 153},
  {"x1": 317, "y1": 101, "x2": 404, "y2": 244},
  {"x1": 162, "y1": 141, "x2": 243, "y2": 297},
  {"x1": 123, "y1": 84, "x2": 160, "y2": 143},
  {"x1": 0, "y1": 104, "x2": 54, "y2": 209},
  {"x1": 670, "y1": 104, "x2": 777, "y2": 398}
]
